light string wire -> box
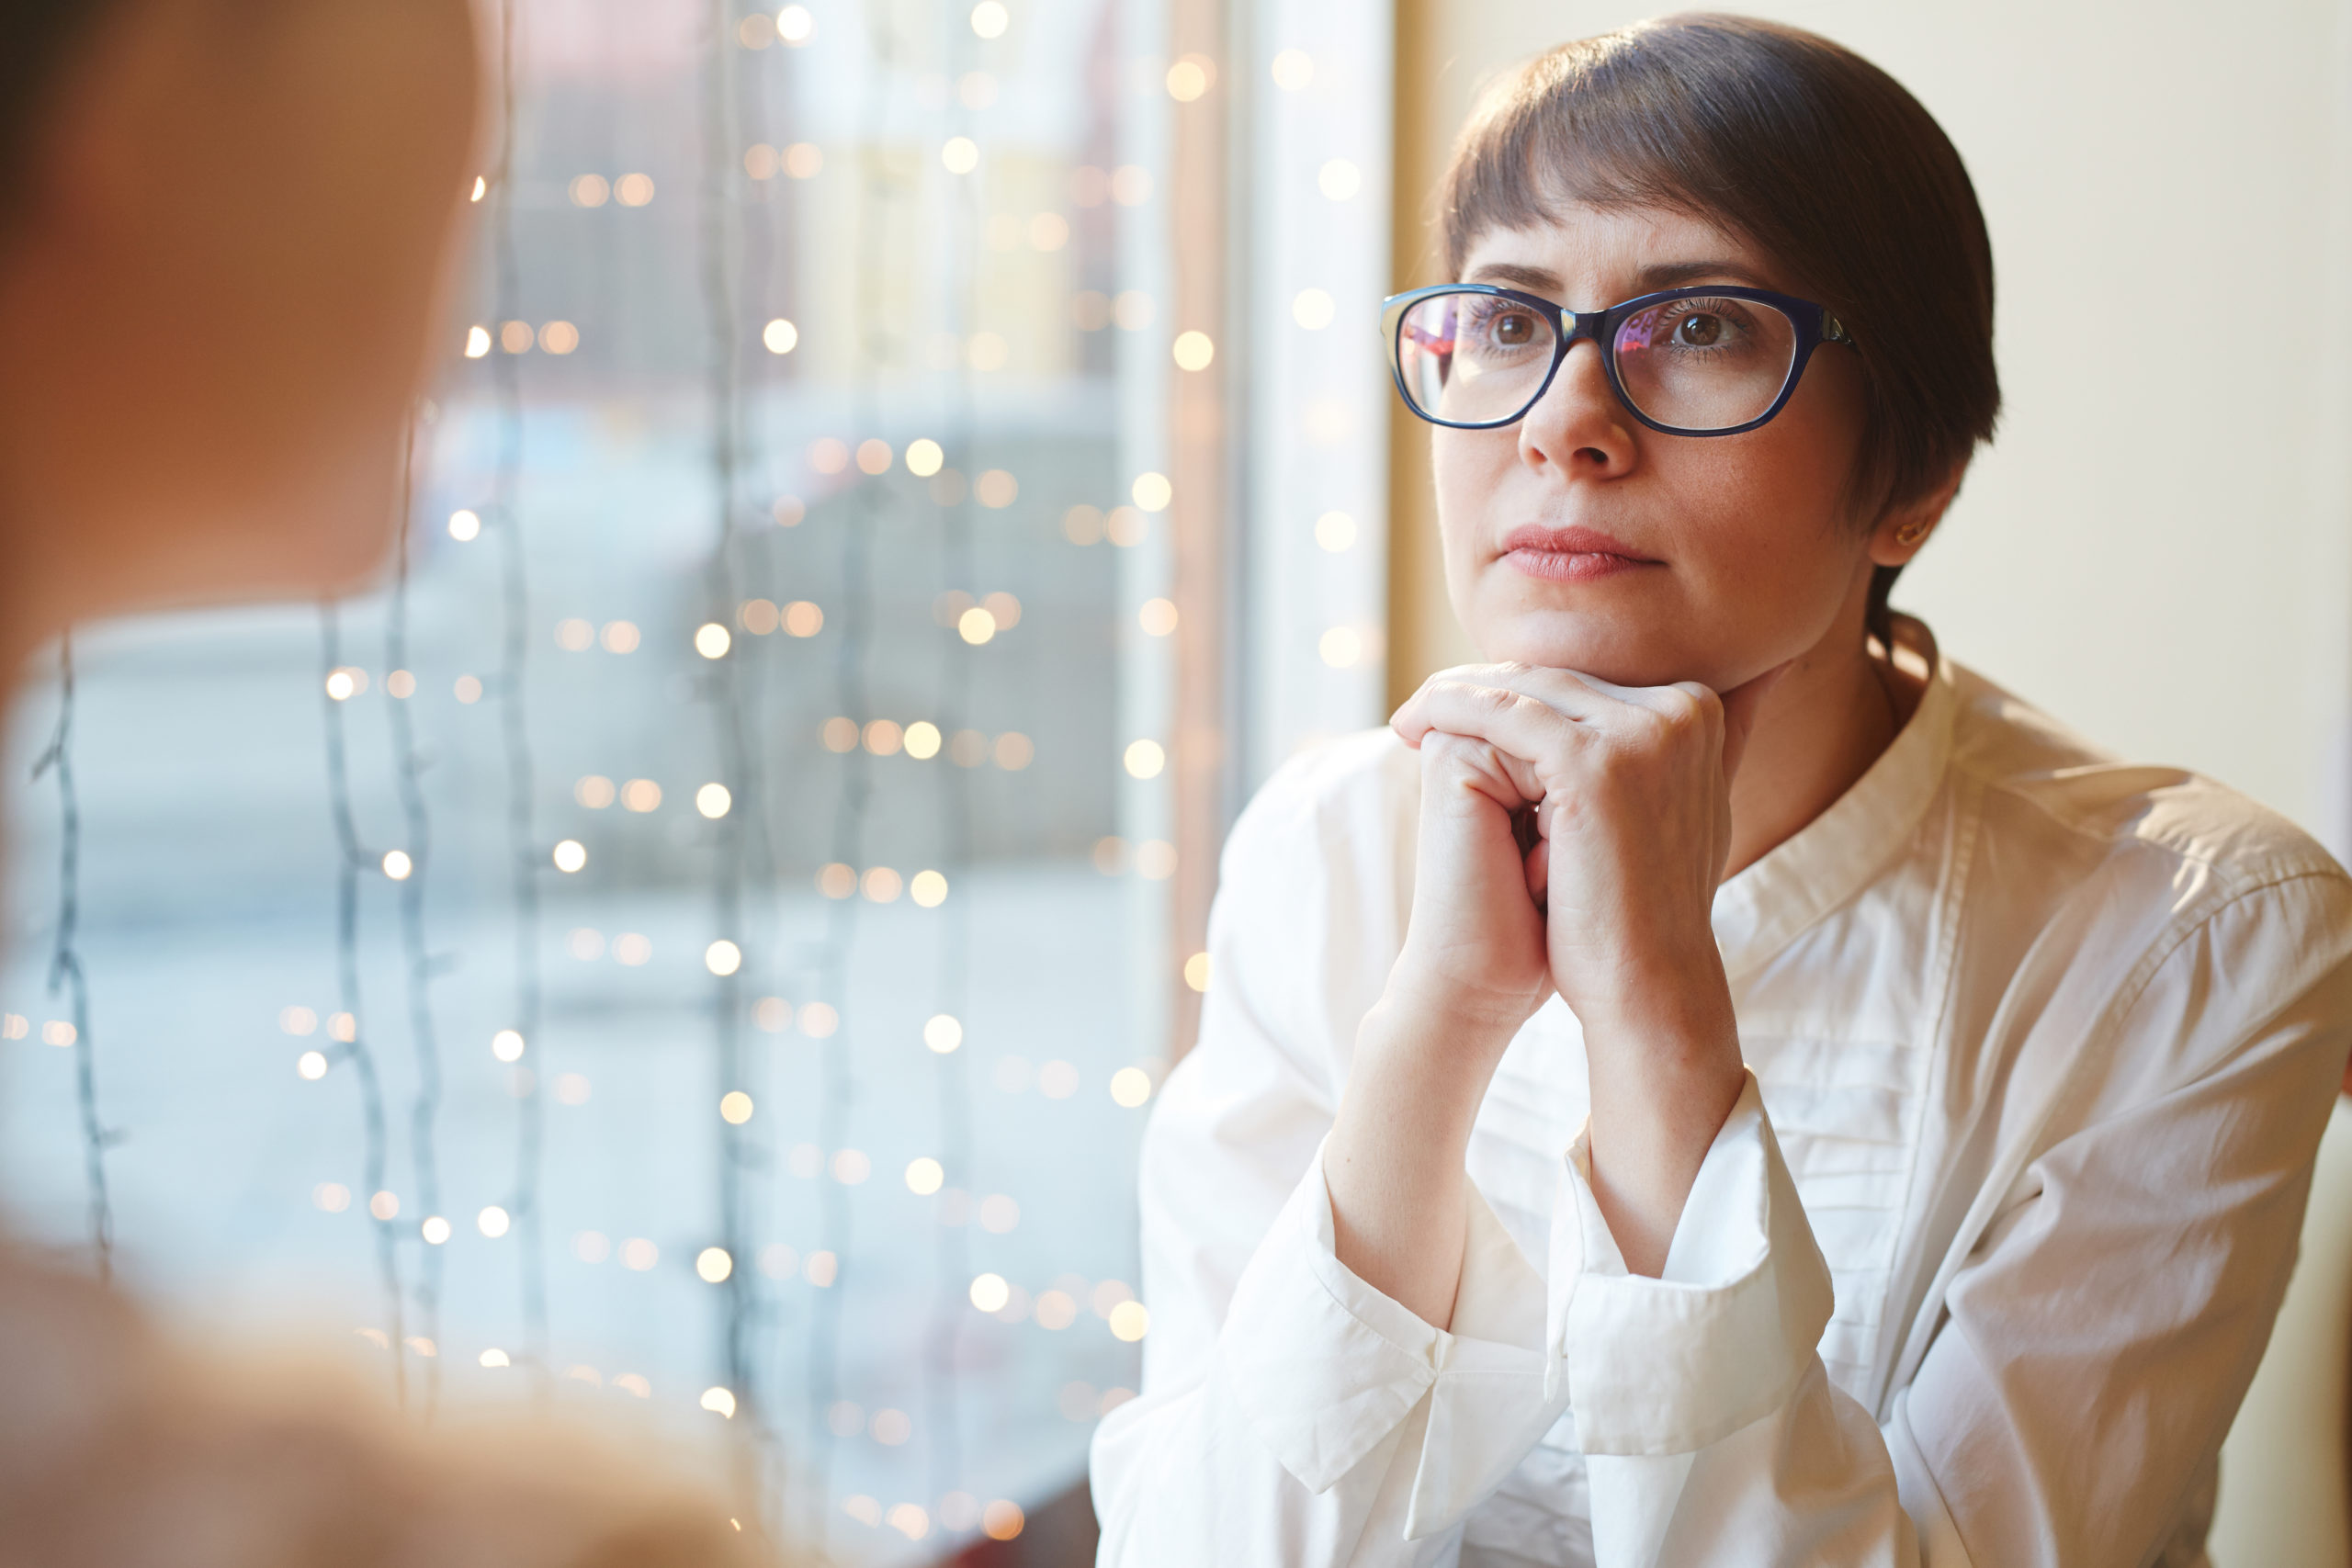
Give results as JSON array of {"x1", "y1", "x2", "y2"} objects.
[
  {"x1": 33, "y1": 632, "x2": 115, "y2": 1282},
  {"x1": 384, "y1": 415, "x2": 449, "y2": 1412},
  {"x1": 317, "y1": 603, "x2": 409, "y2": 1404},
  {"x1": 488, "y1": 0, "x2": 552, "y2": 1366},
  {"x1": 922, "y1": 0, "x2": 983, "y2": 1523},
  {"x1": 699, "y1": 0, "x2": 781, "y2": 1486},
  {"x1": 800, "y1": 6, "x2": 897, "y2": 1544}
]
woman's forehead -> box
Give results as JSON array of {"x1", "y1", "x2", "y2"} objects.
[{"x1": 1455, "y1": 203, "x2": 1785, "y2": 300}]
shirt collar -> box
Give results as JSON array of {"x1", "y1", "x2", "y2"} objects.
[{"x1": 1712, "y1": 616, "x2": 1958, "y2": 985}]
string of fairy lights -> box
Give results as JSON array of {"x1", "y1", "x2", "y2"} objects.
[
  {"x1": 797, "y1": 6, "x2": 893, "y2": 1537},
  {"x1": 922, "y1": 0, "x2": 989, "y2": 1530},
  {"x1": 696, "y1": 0, "x2": 775, "y2": 1487},
  {"x1": 487, "y1": 0, "x2": 554, "y2": 1372},
  {"x1": 33, "y1": 634, "x2": 114, "y2": 1283},
  {"x1": 382, "y1": 423, "x2": 453, "y2": 1414},
  {"x1": 316, "y1": 602, "x2": 415, "y2": 1404}
]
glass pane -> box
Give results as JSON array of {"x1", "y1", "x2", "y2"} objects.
[
  {"x1": 1397, "y1": 291, "x2": 1556, "y2": 424},
  {"x1": 0, "y1": 1, "x2": 1176, "y2": 1558},
  {"x1": 1611, "y1": 294, "x2": 1798, "y2": 431}
]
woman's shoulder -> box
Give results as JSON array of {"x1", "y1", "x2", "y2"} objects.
[{"x1": 1943, "y1": 660, "x2": 2349, "y2": 899}]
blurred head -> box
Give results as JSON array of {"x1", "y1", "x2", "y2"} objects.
[
  {"x1": 0, "y1": 0, "x2": 481, "y2": 654},
  {"x1": 1425, "y1": 14, "x2": 1997, "y2": 690}
]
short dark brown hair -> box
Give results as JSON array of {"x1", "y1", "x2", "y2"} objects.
[{"x1": 1439, "y1": 14, "x2": 1998, "y2": 634}]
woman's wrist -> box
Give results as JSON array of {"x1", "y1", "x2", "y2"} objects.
[
  {"x1": 1577, "y1": 966, "x2": 1747, "y2": 1276},
  {"x1": 1322, "y1": 992, "x2": 1514, "y2": 1328}
]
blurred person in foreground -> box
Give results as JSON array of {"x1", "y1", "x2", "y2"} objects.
[{"x1": 0, "y1": 3, "x2": 766, "y2": 1562}]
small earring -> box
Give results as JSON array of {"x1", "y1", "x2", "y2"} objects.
[{"x1": 1893, "y1": 519, "x2": 1933, "y2": 547}]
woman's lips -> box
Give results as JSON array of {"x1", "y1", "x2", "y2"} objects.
[{"x1": 1500, "y1": 525, "x2": 1663, "y2": 583}]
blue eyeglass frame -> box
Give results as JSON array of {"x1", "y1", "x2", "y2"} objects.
[{"x1": 1380, "y1": 283, "x2": 1857, "y2": 438}]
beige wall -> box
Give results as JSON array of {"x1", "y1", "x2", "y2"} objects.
[{"x1": 1387, "y1": 0, "x2": 2352, "y2": 852}]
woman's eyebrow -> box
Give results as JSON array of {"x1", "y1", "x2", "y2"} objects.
[
  {"x1": 1635, "y1": 259, "x2": 1772, "y2": 290},
  {"x1": 1462, "y1": 262, "x2": 1559, "y2": 292},
  {"x1": 1460, "y1": 258, "x2": 1778, "y2": 298}
]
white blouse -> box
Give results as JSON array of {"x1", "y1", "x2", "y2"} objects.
[{"x1": 1090, "y1": 633, "x2": 2352, "y2": 1567}]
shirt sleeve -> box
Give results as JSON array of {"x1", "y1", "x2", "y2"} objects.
[{"x1": 1567, "y1": 870, "x2": 2352, "y2": 1568}]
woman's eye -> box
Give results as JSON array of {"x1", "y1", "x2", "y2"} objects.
[
  {"x1": 1485, "y1": 310, "x2": 1537, "y2": 346},
  {"x1": 1674, "y1": 312, "x2": 1724, "y2": 347}
]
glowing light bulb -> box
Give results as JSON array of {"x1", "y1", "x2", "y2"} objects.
[
  {"x1": 1172, "y1": 331, "x2": 1215, "y2": 371},
  {"x1": 942, "y1": 137, "x2": 979, "y2": 175},
  {"x1": 696, "y1": 1247, "x2": 734, "y2": 1283},
  {"x1": 969, "y1": 1272, "x2": 1011, "y2": 1313},
  {"x1": 776, "y1": 5, "x2": 813, "y2": 43},
  {"x1": 1184, "y1": 951, "x2": 1212, "y2": 992},
  {"x1": 297, "y1": 1050, "x2": 328, "y2": 1080},
  {"x1": 480, "y1": 1348, "x2": 510, "y2": 1368},
  {"x1": 1125, "y1": 739, "x2": 1166, "y2": 779},
  {"x1": 381, "y1": 850, "x2": 413, "y2": 881},
  {"x1": 719, "y1": 1090, "x2": 754, "y2": 1124},
  {"x1": 763, "y1": 318, "x2": 798, "y2": 355},
  {"x1": 910, "y1": 869, "x2": 948, "y2": 907},
  {"x1": 905, "y1": 438, "x2": 944, "y2": 477},
  {"x1": 958, "y1": 607, "x2": 997, "y2": 645},
  {"x1": 492, "y1": 1029, "x2": 525, "y2": 1063},
  {"x1": 695, "y1": 623, "x2": 732, "y2": 660},
  {"x1": 421, "y1": 1215, "x2": 452, "y2": 1245},
  {"x1": 553, "y1": 840, "x2": 587, "y2": 873},
  {"x1": 924, "y1": 1014, "x2": 964, "y2": 1054},
  {"x1": 1131, "y1": 471, "x2": 1173, "y2": 512},
  {"x1": 465, "y1": 325, "x2": 492, "y2": 358},
  {"x1": 470, "y1": 175, "x2": 488, "y2": 201},
  {"x1": 1110, "y1": 1301, "x2": 1151, "y2": 1341},
  {"x1": 1320, "y1": 626, "x2": 1363, "y2": 668},
  {"x1": 695, "y1": 783, "x2": 731, "y2": 818},
  {"x1": 706, "y1": 940, "x2": 742, "y2": 976},
  {"x1": 970, "y1": 1, "x2": 1007, "y2": 39},
  {"x1": 1110, "y1": 1066, "x2": 1153, "y2": 1107},
  {"x1": 905, "y1": 1156, "x2": 944, "y2": 1195},
  {"x1": 701, "y1": 1386, "x2": 738, "y2": 1417},
  {"x1": 1166, "y1": 56, "x2": 1212, "y2": 102},
  {"x1": 478, "y1": 1205, "x2": 511, "y2": 1238}
]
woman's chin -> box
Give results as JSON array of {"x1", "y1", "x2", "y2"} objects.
[{"x1": 1470, "y1": 615, "x2": 1709, "y2": 690}]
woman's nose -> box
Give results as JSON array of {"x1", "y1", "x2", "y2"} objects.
[{"x1": 1516, "y1": 338, "x2": 1638, "y2": 479}]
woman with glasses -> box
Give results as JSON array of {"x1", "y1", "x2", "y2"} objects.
[{"x1": 1093, "y1": 16, "x2": 2352, "y2": 1567}]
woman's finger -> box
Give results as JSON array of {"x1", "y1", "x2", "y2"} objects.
[
  {"x1": 1396, "y1": 662, "x2": 1620, "y2": 733},
  {"x1": 1390, "y1": 680, "x2": 1592, "y2": 780}
]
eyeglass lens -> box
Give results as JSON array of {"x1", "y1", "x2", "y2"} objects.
[{"x1": 1395, "y1": 291, "x2": 1801, "y2": 433}]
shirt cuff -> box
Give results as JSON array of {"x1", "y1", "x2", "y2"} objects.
[
  {"x1": 1550, "y1": 1072, "x2": 1836, "y2": 1457},
  {"x1": 1215, "y1": 1137, "x2": 1556, "y2": 1511}
]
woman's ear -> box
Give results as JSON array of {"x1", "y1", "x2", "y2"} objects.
[{"x1": 1868, "y1": 461, "x2": 1967, "y2": 567}]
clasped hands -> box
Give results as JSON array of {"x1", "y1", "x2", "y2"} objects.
[{"x1": 1346, "y1": 660, "x2": 1786, "y2": 1282}]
